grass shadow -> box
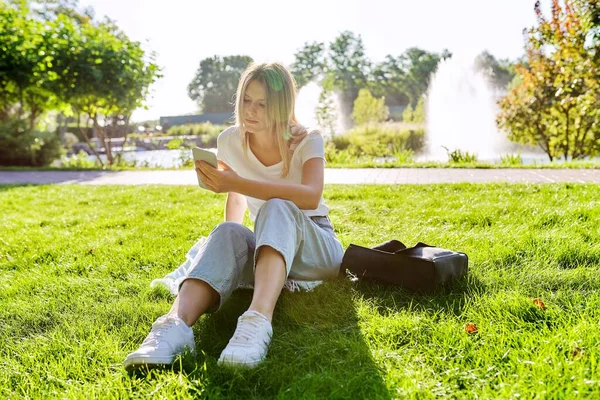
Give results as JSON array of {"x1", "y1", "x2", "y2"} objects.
[
  {"x1": 350, "y1": 273, "x2": 485, "y2": 318},
  {"x1": 178, "y1": 283, "x2": 392, "y2": 399},
  {"x1": 125, "y1": 274, "x2": 482, "y2": 397}
]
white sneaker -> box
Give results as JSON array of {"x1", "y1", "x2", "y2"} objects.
[
  {"x1": 283, "y1": 279, "x2": 323, "y2": 292},
  {"x1": 123, "y1": 314, "x2": 195, "y2": 370},
  {"x1": 218, "y1": 310, "x2": 273, "y2": 368}
]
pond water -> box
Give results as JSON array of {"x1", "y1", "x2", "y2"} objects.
[{"x1": 81, "y1": 149, "x2": 597, "y2": 168}]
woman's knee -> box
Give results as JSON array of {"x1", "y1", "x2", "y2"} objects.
[
  {"x1": 256, "y1": 199, "x2": 298, "y2": 221},
  {"x1": 210, "y1": 221, "x2": 247, "y2": 238},
  {"x1": 205, "y1": 221, "x2": 254, "y2": 255}
]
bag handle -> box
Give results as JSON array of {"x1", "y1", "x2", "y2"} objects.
[{"x1": 372, "y1": 239, "x2": 407, "y2": 253}]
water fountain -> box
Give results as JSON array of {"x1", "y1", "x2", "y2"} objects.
[
  {"x1": 295, "y1": 81, "x2": 345, "y2": 138},
  {"x1": 424, "y1": 54, "x2": 512, "y2": 162},
  {"x1": 295, "y1": 81, "x2": 321, "y2": 129}
]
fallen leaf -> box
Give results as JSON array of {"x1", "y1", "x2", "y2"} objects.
[
  {"x1": 465, "y1": 323, "x2": 478, "y2": 334},
  {"x1": 533, "y1": 298, "x2": 545, "y2": 309},
  {"x1": 572, "y1": 347, "x2": 584, "y2": 359}
]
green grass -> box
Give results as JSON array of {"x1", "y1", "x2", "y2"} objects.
[{"x1": 1, "y1": 184, "x2": 599, "y2": 398}]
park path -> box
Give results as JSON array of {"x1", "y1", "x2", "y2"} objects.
[{"x1": 1, "y1": 168, "x2": 599, "y2": 185}]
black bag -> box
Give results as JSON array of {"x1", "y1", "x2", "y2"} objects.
[{"x1": 340, "y1": 240, "x2": 468, "y2": 292}]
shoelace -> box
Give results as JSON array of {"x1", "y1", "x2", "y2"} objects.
[
  {"x1": 231, "y1": 315, "x2": 264, "y2": 343},
  {"x1": 283, "y1": 280, "x2": 301, "y2": 292},
  {"x1": 141, "y1": 317, "x2": 177, "y2": 347},
  {"x1": 282, "y1": 279, "x2": 322, "y2": 292}
]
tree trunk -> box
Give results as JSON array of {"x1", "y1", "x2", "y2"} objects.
[
  {"x1": 57, "y1": 113, "x2": 67, "y2": 146},
  {"x1": 574, "y1": 117, "x2": 594, "y2": 159},
  {"x1": 534, "y1": 116, "x2": 553, "y2": 162},
  {"x1": 563, "y1": 106, "x2": 571, "y2": 161},
  {"x1": 79, "y1": 113, "x2": 104, "y2": 167},
  {"x1": 116, "y1": 114, "x2": 133, "y2": 166},
  {"x1": 95, "y1": 117, "x2": 113, "y2": 166}
]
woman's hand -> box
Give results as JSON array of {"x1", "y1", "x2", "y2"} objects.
[{"x1": 196, "y1": 160, "x2": 240, "y2": 193}]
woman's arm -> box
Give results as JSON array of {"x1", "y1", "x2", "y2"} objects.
[
  {"x1": 225, "y1": 191, "x2": 247, "y2": 224},
  {"x1": 235, "y1": 158, "x2": 324, "y2": 210},
  {"x1": 197, "y1": 157, "x2": 325, "y2": 210}
]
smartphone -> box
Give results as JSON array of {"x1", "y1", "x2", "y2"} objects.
[{"x1": 192, "y1": 147, "x2": 218, "y2": 189}]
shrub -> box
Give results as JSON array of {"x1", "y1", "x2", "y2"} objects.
[
  {"x1": 167, "y1": 138, "x2": 184, "y2": 150},
  {"x1": 352, "y1": 89, "x2": 389, "y2": 125},
  {"x1": 60, "y1": 151, "x2": 97, "y2": 168},
  {"x1": 442, "y1": 146, "x2": 478, "y2": 163},
  {"x1": 0, "y1": 119, "x2": 62, "y2": 166},
  {"x1": 325, "y1": 142, "x2": 356, "y2": 164},
  {"x1": 392, "y1": 148, "x2": 414, "y2": 163},
  {"x1": 402, "y1": 104, "x2": 414, "y2": 122},
  {"x1": 326, "y1": 124, "x2": 425, "y2": 158},
  {"x1": 412, "y1": 96, "x2": 426, "y2": 123},
  {"x1": 63, "y1": 132, "x2": 80, "y2": 149},
  {"x1": 166, "y1": 122, "x2": 226, "y2": 142},
  {"x1": 500, "y1": 153, "x2": 523, "y2": 166}
]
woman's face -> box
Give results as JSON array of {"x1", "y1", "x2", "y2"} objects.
[{"x1": 243, "y1": 80, "x2": 267, "y2": 133}]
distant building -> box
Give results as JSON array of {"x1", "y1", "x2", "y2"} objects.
[{"x1": 159, "y1": 113, "x2": 234, "y2": 129}]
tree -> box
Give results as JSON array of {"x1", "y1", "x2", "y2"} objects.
[
  {"x1": 370, "y1": 48, "x2": 450, "y2": 109},
  {"x1": 0, "y1": 2, "x2": 59, "y2": 129},
  {"x1": 316, "y1": 89, "x2": 339, "y2": 137},
  {"x1": 290, "y1": 31, "x2": 453, "y2": 125},
  {"x1": 401, "y1": 96, "x2": 426, "y2": 123},
  {"x1": 391, "y1": 48, "x2": 449, "y2": 105},
  {"x1": 475, "y1": 51, "x2": 517, "y2": 90},
  {"x1": 582, "y1": 0, "x2": 600, "y2": 44},
  {"x1": 369, "y1": 55, "x2": 410, "y2": 107},
  {"x1": 187, "y1": 55, "x2": 253, "y2": 113},
  {"x1": 30, "y1": 0, "x2": 94, "y2": 23},
  {"x1": 402, "y1": 103, "x2": 413, "y2": 123},
  {"x1": 61, "y1": 17, "x2": 160, "y2": 166},
  {"x1": 351, "y1": 89, "x2": 389, "y2": 126},
  {"x1": 497, "y1": 0, "x2": 600, "y2": 161},
  {"x1": 322, "y1": 31, "x2": 371, "y2": 125},
  {"x1": 0, "y1": 0, "x2": 160, "y2": 166},
  {"x1": 290, "y1": 41, "x2": 326, "y2": 89}
]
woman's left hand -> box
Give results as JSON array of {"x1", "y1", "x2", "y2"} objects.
[{"x1": 196, "y1": 160, "x2": 240, "y2": 193}]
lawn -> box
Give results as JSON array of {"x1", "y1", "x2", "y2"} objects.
[{"x1": 1, "y1": 183, "x2": 599, "y2": 399}]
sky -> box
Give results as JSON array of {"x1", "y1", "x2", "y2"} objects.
[{"x1": 79, "y1": 0, "x2": 541, "y2": 122}]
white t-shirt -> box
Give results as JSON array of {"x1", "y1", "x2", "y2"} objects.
[{"x1": 216, "y1": 126, "x2": 330, "y2": 221}]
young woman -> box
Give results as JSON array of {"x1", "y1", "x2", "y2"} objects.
[{"x1": 123, "y1": 62, "x2": 344, "y2": 369}]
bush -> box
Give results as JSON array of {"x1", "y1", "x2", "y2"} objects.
[
  {"x1": 63, "y1": 132, "x2": 80, "y2": 149},
  {"x1": 442, "y1": 146, "x2": 478, "y2": 163},
  {"x1": 0, "y1": 120, "x2": 62, "y2": 166},
  {"x1": 60, "y1": 151, "x2": 97, "y2": 168},
  {"x1": 166, "y1": 122, "x2": 226, "y2": 144},
  {"x1": 500, "y1": 153, "x2": 523, "y2": 166},
  {"x1": 392, "y1": 148, "x2": 414, "y2": 163},
  {"x1": 402, "y1": 97, "x2": 426, "y2": 123},
  {"x1": 325, "y1": 142, "x2": 357, "y2": 164},
  {"x1": 166, "y1": 138, "x2": 184, "y2": 150},
  {"x1": 327, "y1": 123, "x2": 425, "y2": 158},
  {"x1": 352, "y1": 89, "x2": 389, "y2": 126}
]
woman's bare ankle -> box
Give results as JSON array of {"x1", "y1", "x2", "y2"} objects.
[{"x1": 170, "y1": 279, "x2": 219, "y2": 327}]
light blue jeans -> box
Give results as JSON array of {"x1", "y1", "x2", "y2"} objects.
[{"x1": 181, "y1": 199, "x2": 345, "y2": 311}]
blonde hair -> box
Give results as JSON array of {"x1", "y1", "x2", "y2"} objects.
[{"x1": 234, "y1": 62, "x2": 307, "y2": 177}]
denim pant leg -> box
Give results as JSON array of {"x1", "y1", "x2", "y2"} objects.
[
  {"x1": 253, "y1": 199, "x2": 344, "y2": 280},
  {"x1": 182, "y1": 221, "x2": 256, "y2": 311}
]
